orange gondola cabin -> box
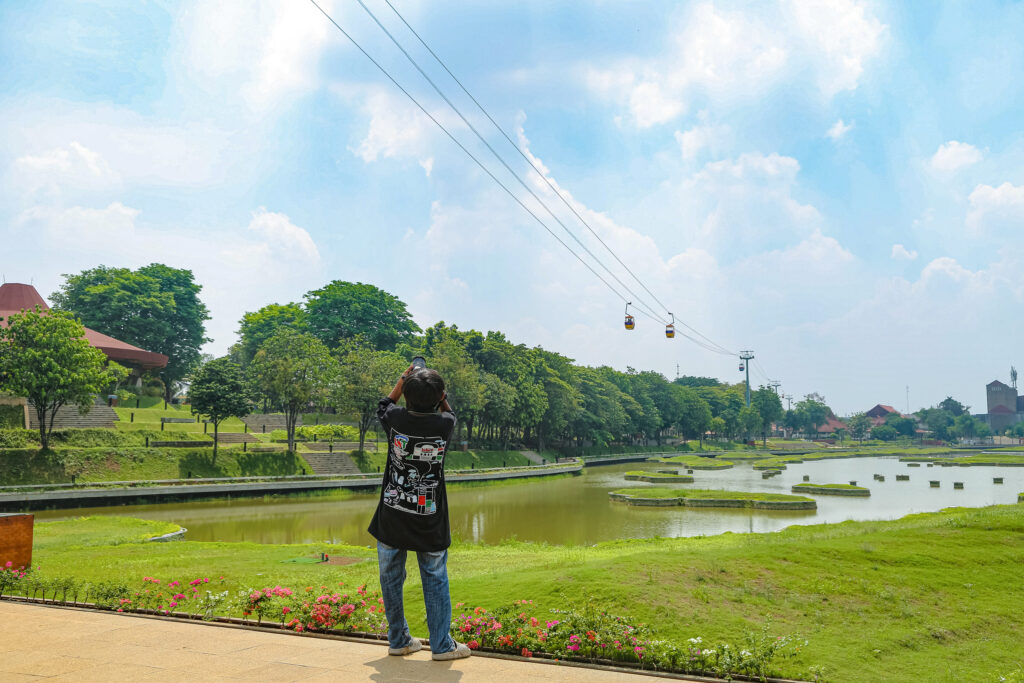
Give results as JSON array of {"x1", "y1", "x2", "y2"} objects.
[
  {"x1": 665, "y1": 313, "x2": 675, "y2": 338},
  {"x1": 624, "y1": 303, "x2": 635, "y2": 330}
]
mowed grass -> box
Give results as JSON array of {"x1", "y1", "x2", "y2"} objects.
[
  {"x1": 0, "y1": 448, "x2": 311, "y2": 485},
  {"x1": 25, "y1": 503, "x2": 1024, "y2": 681},
  {"x1": 656, "y1": 454, "x2": 734, "y2": 468},
  {"x1": 113, "y1": 405, "x2": 248, "y2": 434}
]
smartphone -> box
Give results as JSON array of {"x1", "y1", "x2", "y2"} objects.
[{"x1": 412, "y1": 356, "x2": 426, "y2": 370}]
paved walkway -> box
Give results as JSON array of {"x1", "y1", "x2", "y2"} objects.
[{"x1": 0, "y1": 602, "x2": 675, "y2": 682}]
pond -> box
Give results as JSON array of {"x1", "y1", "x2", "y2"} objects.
[{"x1": 35, "y1": 457, "x2": 1024, "y2": 546}]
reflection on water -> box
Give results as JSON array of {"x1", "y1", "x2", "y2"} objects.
[{"x1": 35, "y1": 458, "x2": 1024, "y2": 546}]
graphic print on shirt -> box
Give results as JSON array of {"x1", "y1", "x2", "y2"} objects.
[{"x1": 383, "y1": 429, "x2": 446, "y2": 515}]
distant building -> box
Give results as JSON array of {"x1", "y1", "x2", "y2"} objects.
[
  {"x1": 865, "y1": 404, "x2": 902, "y2": 427},
  {"x1": 986, "y1": 380, "x2": 1022, "y2": 433},
  {"x1": 0, "y1": 282, "x2": 167, "y2": 384}
]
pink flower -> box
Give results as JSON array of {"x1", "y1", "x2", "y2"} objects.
[
  {"x1": 467, "y1": 640, "x2": 479, "y2": 650},
  {"x1": 4, "y1": 561, "x2": 11, "y2": 568},
  {"x1": 567, "y1": 644, "x2": 580, "y2": 652},
  {"x1": 282, "y1": 607, "x2": 291, "y2": 615}
]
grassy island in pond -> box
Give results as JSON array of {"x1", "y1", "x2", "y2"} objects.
[
  {"x1": 624, "y1": 470, "x2": 695, "y2": 483},
  {"x1": 899, "y1": 453, "x2": 1024, "y2": 467},
  {"x1": 793, "y1": 483, "x2": 871, "y2": 496},
  {"x1": 610, "y1": 487, "x2": 816, "y2": 510},
  {"x1": 655, "y1": 454, "x2": 734, "y2": 469}
]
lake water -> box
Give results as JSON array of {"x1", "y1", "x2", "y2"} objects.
[{"x1": 35, "y1": 457, "x2": 1024, "y2": 546}]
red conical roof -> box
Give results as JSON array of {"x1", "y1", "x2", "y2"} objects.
[{"x1": 0, "y1": 283, "x2": 49, "y2": 312}]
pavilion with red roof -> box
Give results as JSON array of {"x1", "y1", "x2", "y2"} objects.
[{"x1": 0, "y1": 282, "x2": 168, "y2": 375}]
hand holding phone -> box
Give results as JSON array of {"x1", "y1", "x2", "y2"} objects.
[{"x1": 412, "y1": 356, "x2": 426, "y2": 370}]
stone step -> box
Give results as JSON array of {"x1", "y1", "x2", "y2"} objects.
[
  {"x1": 212, "y1": 432, "x2": 259, "y2": 443},
  {"x1": 302, "y1": 452, "x2": 363, "y2": 476},
  {"x1": 27, "y1": 398, "x2": 118, "y2": 430}
]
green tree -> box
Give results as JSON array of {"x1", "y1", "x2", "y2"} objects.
[
  {"x1": 428, "y1": 337, "x2": 487, "y2": 444},
  {"x1": 738, "y1": 405, "x2": 762, "y2": 442},
  {"x1": 237, "y1": 303, "x2": 306, "y2": 365},
  {"x1": 953, "y1": 414, "x2": 980, "y2": 441},
  {"x1": 938, "y1": 397, "x2": 968, "y2": 417},
  {"x1": 872, "y1": 424, "x2": 898, "y2": 441},
  {"x1": 0, "y1": 308, "x2": 127, "y2": 449},
  {"x1": 885, "y1": 412, "x2": 917, "y2": 438},
  {"x1": 795, "y1": 397, "x2": 829, "y2": 436},
  {"x1": 188, "y1": 358, "x2": 253, "y2": 461},
  {"x1": 51, "y1": 264, "x2": 210, "y2": 401},
  {"x1": 334, "y1": 344, "x2": 406, "y2": 453},
  {"x1": 304, "y1": 281, "x2": 420, "y2": 351},
  {"x1": 751, "y1": 387, "x2": 783, "y2": 446},
  {"x1": 709, "y1": 416, "x2": 726, "y2": 441},
  {"x1": 847, "y1": 412, "x2": 871, "y2": 443},
  {"x1": 250, "y1": 329, "x2": 337, "y2": 452},
  {"x1": 675, "y1": 386, "x2": 712, "y2": 446}
]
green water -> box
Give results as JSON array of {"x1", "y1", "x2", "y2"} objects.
[{"x1": 35, "y1": 458, "x2": 1024, "y2": 545}]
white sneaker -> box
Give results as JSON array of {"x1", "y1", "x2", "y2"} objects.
[
  {"x1": 388, "y1": 639, "x2": 423, "y2": 656},
  {"x1": 432, "y1": 642, "x2": 471, "y2": 661}
]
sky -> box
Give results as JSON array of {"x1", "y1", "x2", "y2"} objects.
[{"x1": 1, "y1": 0, "x2": 1022, "y2": 416}]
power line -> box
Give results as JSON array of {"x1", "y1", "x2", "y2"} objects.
[
  {"x1": 383, "y1": 0, "x2": 674, "y2": 318},
  {"x1": 354, "y1": 0, "x2": 667, "y2": 325},
  {"x1": 379, "y1": 0, "x2": 738, "y2": 357},
  {"x1": 306, "y1": 0, "x2": 648, "y2": 318}
]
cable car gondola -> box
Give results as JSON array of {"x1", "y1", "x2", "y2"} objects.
[
  {"x1": 738, "y1": 362, "x2": 745, "y2": 372},
  {"x1": 624, "y1": 302, "x2": 635, "y2": 330},
  {"x1": 665, "y1": 313, "x2": 675, "y2": 339}
]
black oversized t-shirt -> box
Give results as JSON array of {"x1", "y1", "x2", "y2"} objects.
[{"x1": 367, "y1": 397, "x2": 457, "y2": 552}]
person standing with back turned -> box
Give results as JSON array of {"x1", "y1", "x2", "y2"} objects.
[{"x1": 368, "y1": 363, "x2": 471, "y2": 661}]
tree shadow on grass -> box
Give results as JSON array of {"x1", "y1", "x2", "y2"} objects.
[{"x1": 176, "y1": 451, "x2": 307, "y2": 479}]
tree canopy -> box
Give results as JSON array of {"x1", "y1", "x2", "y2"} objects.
[
  {"x1": 51, "y1": 264, "x2": 210, "y2": 399},
  {"x1": 189, "y1": 358, "x2": 253, "y2": 460},
  {"x1": 0, "y1": 308, "x2": 126, "y2": 448},
  {"x1": 304, "y1": 281, "x2": 420, "y2": 351}
]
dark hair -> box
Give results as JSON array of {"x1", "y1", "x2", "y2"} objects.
[{"x1": 403, "y1": 369, "x2": 445, "y2": 412}]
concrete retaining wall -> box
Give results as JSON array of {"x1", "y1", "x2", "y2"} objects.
[
  {"x1": 792, "y1": 485, "x2": 870, "y2": 497},
  {"x1": 609, "y1": 493, "x2": 816, "y2": 510},
  {"x1": 0, "y1": 463, "x2": 583, "y2": 511}
]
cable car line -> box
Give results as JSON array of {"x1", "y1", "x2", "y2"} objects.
[
  {"x1": 308, "y1": 0, "x2": 753, "y2": 365},
  {"x1": 306, "y1": 0, "x2": 653, "y2": 320},
  {"x1": 353, "y1": 0, "x2": 667, "y2": 326},
  {"x1": 381, "y1": 0, "x2": 676, "y2": 319},
  {"x1": 379, "y1": 0, "x2": 741, "y2": 359}
]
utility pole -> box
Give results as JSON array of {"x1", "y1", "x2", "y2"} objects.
[
  {"x1": 676, "y1": 363, "x2": 680, "y2": 380},
  {"x1": 739, "y1": 350, "x2": 755, "y2": 407},
  {"x1": 781, "y1": 393, "x2": 793, "y2": 410}
]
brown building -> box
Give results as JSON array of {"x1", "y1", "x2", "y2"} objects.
[
  {"x1": 986, "y1": 380, "x2": 1021, "y2": 433},
  {"x1": 0, "y1": 282, "x2": 167, "y2": 379}
]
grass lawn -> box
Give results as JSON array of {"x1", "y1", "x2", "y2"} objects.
[
  {"x1": 0, "y1": 448, "x2": 311, "y2": 485},
  {"x1": 656, "y1": 454, "x2": 734, "y2": 469},
  {"x1": 19, "y1": 503, "x2": 1024, "y2": 681}
]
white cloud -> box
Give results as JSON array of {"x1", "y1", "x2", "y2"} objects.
[
  {"x1": 11, "y1": 141, "x2": 120, "y2": 197},
  {"x1": 419, "y1": 158, "x2": 434, "y2": 177},
  {"x1": 245, "y1": 208, "x2": 321, "y2": 263},
  {"x1": 930, "y1": 140, "x2": 983, "y2": 171},
  {"x1": 674, "y1": 120, "x2": 731, "y2": 161},
  {"x1": 966, "y1": 182, "x2": 1024, "y2": 234},
  {"x1": 173, "y1": 0, "x2": 335, "y2": 110},
  {"x1": 785, "y1": 0, "x2": 886, "y2": 96},
  {"x1": 587, "y1": 0, "x2": 884, "y2": 127},
  {"x1": 630, "y1": 81, "x2": 687, "y2": 129},
  {"x1": 826, "y1": 119, "x2": 854, "y2": 140},
  {"x1": 344, "y1": 89, "x2": 458, "y2": 164},
  {"x1": 17, "y1": 202, "x2": 139, "y2": 244},
  {"x1": 891, "y1": 243, "x2": 918, "y2": 260}
]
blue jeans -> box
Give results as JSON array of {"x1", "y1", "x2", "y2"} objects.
[{"x1": 377, "y1": 541, "x2": 456, "y2": 653}]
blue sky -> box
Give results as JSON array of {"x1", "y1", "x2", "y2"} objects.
[{"x1": 2, "y1": 0, "x2": 1023, "y2": 415}]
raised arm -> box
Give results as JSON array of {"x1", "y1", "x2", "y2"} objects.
[{"x1": 387, "y1": 364, "x2": 417, "y2": 403}]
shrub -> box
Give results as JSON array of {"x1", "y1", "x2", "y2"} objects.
[
  {"x1": 0, "y1": 428, "x2": 34, "y2": 448},
  {"x1": 0, "y1": 404, "x2": 25, "y2": 429}
]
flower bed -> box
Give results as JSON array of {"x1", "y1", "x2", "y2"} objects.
[{"x1": 0, "y1": 565, "x2": 806, "y2": 679}]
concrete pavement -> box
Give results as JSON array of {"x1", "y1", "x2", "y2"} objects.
[{"x1": 0, "y1": 601, "x2": 685, "y2": 682}]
